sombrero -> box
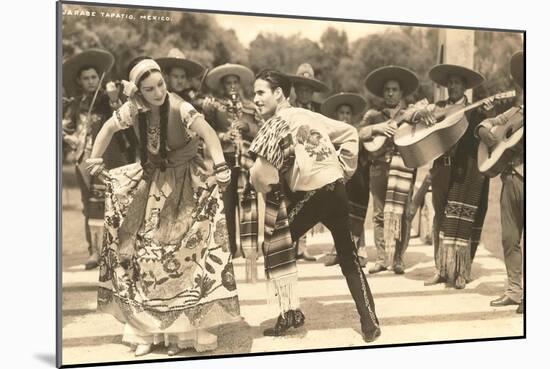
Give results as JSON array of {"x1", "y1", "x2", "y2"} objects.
[
  {"x1": 289, "y1": 63, "x2": 329, "y2": 93},
  {"x1": 364, "y1": 65, "x2": 419, "y2": 98},
  {"x1": 429, "y1": 64, "x2": 485, "y2": 90},
  {"x1": 510, "y1": 51, "x2": 524, "y2": 87},
  {"x1": 321, "y1": 92, "x2": 367, "y2": 119},
  {"x1": 156, "y1": 48, "x2": 204, "y2": 78},
  {"x1": 204, "y1": 63, "x2": 254, "y2": 91},
  {"x1": 63, "y1": 48, "x2": 115, "y2": 97}
]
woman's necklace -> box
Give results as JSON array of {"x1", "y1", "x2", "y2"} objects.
[{"x1": 146, "y1": 111, "x2": 161, "y2": 155}]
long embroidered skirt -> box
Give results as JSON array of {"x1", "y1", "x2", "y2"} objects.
[{"x1": 97, "y1": 161, "x2": 241, "y2": 344}]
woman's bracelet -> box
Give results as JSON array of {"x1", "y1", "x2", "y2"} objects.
[{"x1": 213, "y1": 162, "x2": 229, "y2": 174}]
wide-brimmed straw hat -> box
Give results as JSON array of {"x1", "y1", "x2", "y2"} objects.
[
  {"x1": 429, "y1": 64, "x2": 485, "y2": 90},
  {"x1": 364, "y1": 65, "x2": 419, "y2": 98},
  {"x1": 204, "y1": 63, "x2": 254, "y2": 91},
  {"x1": 321, "y1": 92, "x2": 367, "y2": 119},
  {"x1": 289, "y1": 63, "x2": 329, "y2": 93},
  {"x1": 63, "y1": 48, "x2": 115, "y2": 97},
  {"x1": 510, "y1": 51, "x2": 524, "y2": 87},
  {"x1": 156, "y1": 48, "x2": 205, "y2": 78}
]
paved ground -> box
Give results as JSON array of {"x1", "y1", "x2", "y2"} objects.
[{"x1": 60, "y1": 180, "x2": 523, "y2": 366}]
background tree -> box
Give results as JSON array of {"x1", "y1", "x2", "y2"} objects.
[
  {"x1": 62, "y1": 4, "x2": 523, "y2": 106},
  {"x1": 474, "y1": 31, "x2": 523, "y2": 98}
]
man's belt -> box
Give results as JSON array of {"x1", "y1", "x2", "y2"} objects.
[
  {"x1": 502, "y1": 166, "x2": 524, "y2": 181},
  {"x1": 435, "y1": 155, "x2": 452, "y2": 167}
]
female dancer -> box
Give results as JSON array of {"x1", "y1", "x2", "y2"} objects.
[{"x1": 86, "y1": 57, "x2": 240, "y2": 357}]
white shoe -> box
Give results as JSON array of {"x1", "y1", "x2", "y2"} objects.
[
  {"x1": 194, "y1": 330, "x2": 218, "y2": 352},
  {"x1": 135, "y1": 344, "x2": 152, "y2": 357}
]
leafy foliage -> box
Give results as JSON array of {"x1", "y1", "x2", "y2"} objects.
[{"x1": 62, "y1": 5, "x2": 523, "y2": 104}]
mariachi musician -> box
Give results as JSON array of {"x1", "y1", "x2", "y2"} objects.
[
  {"x1": 288, "y1": 62, "x2": 331, "y2": 261},
  {"x1": 156, "y1": 48, "x2": 205, "y2": 107},
  {"x1": 290, "y1": 62, "x2": 330, "y2": 112},
  {"x1": 417, "y1": 64, "x2": 493, "y2": 289},
  {"x1": 62, "y1": 49, "x2": 136, "y2": 270},
  {"x1": 476, "y1": 51, "x2": 524, "y2": 313},
  {"x1": 320, "y1": 92, "x2": 369, "y2": 267},
  {"x1": 357, "y1": 66, "x2": 420, "y2": 275},
  {"x1": 201, "y1": 63, "x2": 263, "y2": 258}
]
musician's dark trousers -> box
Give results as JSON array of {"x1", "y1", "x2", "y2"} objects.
[
  {"x1": 430, "y1": 160, "x2": 452, "y2": 271},
  {"x1": 369, "y1": 161, "x2": 414, "y2": 269},
  {"x1": 431, "y1": 159, "x2": 489, "y2": 272},
  {"x1": 471, "y1": 179, "x2": 490, "y2": 261},
  {"x1": 287, "y1": 180, "x2": 380, "y2": 333},
  {"x1": 222, "y1": 153, "x2": 240, "y2": 256},
  {"x1": 75, "y1": 159, "x2": 106, "y2": 254},
  {"x1": 346, "y1": 162, "x2": 370, "y2": 240},
  {"x1": 500, "y1": 172, "x2": 524, "y2": 303},
  {"x1": 75, "y1": 164, "x2": 93, "y2": 253},
  {"x1": 74, "y1": 137, "x2": 134, "y2": 257}
]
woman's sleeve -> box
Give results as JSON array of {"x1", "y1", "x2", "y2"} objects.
[
  {"x1": 112, "y1": 100, "x2": 138, "y2": 130},
  {"x1": 179, "y1": 100, "x2": 205, "y2": 129}
]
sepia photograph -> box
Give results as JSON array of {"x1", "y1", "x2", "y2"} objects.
[{"x1": 57, "y1": 0, "x2": 525, "y2": 367}]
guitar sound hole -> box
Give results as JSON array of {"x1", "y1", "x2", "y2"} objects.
[{"x1": 505, "y1": 128, "x2": 514, "y2": 139}]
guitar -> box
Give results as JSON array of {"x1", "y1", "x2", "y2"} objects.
[
  {"x1": 394, "y1": 91, "x2": 516, "y2": 168},
  {"x1": 362, "y1": 115, "x2": 406, "y2": 156},
  {"x1": 362, "y1": 134, "x2": 387, "y2": 155},
  {"x1": 477, "y1": 107, "x2": 523, "y2": 177},
  {"x1": 361, "y1": 100, "x2": 428, "y2": 155}
]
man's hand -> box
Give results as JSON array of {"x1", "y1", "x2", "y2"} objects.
[
  {"x1": 358, "y1": 126, "x2": 371, "y2": 141},
  {"x1": 64, "y1": 134, "x2": 79, "y2": 150},
  {"x1": 232, "y1": 121, "x2": 249, "y2": 132},
  {"x1": 201, "y1": 96, "x2": 218, "y2": 114},
  {"x1": 415, "y1": 109, "x2": 437, "y2": 126},
  {"x1": 482, "y1": 99, "x2": 496, "y2": 112},
  {"x1": 228, "y1": 130, "x2": 241, "y2": 141},
  {"x1": 250, "y1": 166, "x2": 273, "y2": 194},
  {"x1": 383, "y1": 120, "x2": 398, "y2": 137},
  {"x1": 478, "y1": 126, "x2": 498, "y2": 148},
  {"x1": 218, "y1": 132, "x2": 231, "y2": 143},
  {"x1": 249, "y1": 157, "x2": 279, "y2": 194}
]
